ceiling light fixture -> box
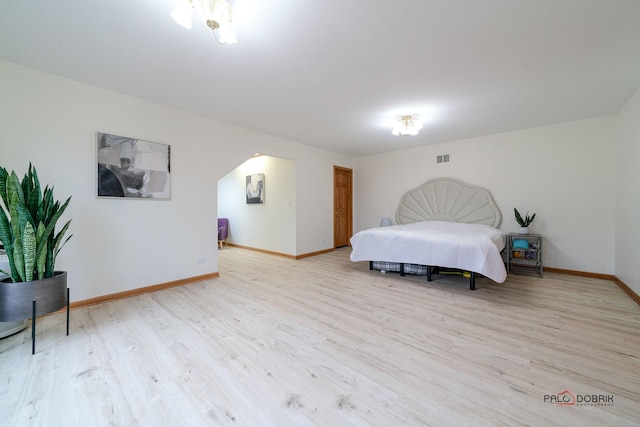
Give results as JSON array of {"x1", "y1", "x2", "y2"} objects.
[
  {"x1": 171, "y1": 0, "x2": 237, "y2": 45},
  {"x1": 392, "y1": 115, "x2": 422, "y2": 136}
]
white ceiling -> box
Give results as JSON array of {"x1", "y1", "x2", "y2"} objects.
[{"x1": 1, "y1": 0, "x2": 640, "y2": 156}]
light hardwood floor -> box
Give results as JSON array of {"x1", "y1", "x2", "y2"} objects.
[{"x1": 1, "y1": 247, "x2": 639, "y2": 426}]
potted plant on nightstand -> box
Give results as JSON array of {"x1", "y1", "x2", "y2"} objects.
[
  {"x1": 514, "y1": 208, "x2": 536, "y2": 234},
  {"x1": 0, "y1": 164, "x2": 72, "y2": 353}
]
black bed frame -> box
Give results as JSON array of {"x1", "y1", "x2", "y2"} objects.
[{"x1": 369, "y1": 261, "x2": 477, "y2": 290}]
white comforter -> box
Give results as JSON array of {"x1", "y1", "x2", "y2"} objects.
[{"x1": 350, "y1": 221, "x2": 507, "y2": 283}]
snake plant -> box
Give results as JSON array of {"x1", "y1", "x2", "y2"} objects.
[
  {"x1": 514, "y1": 207, "x2": 536, "y2": 227},
  {"x1": 0, "y1": 164, "x2": 72, "y2": 283}
]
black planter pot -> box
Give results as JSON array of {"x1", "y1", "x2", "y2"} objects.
[
  {"x1": 0, "y1": 271, "x2": 67, "y2": 321},
  {"x1": 0, "y1": 271, "x2": 69, "y2": 354}
]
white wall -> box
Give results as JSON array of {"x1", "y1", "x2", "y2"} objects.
[
  {"x1": 3, "y1": 58, "x2": 634, "y2": 300},
  {"x1": 0, "y1": 60, "x2": 351, "y2": 302},
  {"x1": 353, "y1": 116, "x2": 618, "y2": 274},
  {"x1": 616, "y1": 88, "x2": 640, "y2": 295},
  {"x1": 218, "y1": 155, "x2": 296, "y2": 255}
]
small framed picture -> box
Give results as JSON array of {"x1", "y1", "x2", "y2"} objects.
[{"x1": 246, "y1": 174, "x2": 264, "y2": 204}]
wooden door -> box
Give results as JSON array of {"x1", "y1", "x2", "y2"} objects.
[{"x1": 333, "y1": 166, "x2": 352, "y2": 248}]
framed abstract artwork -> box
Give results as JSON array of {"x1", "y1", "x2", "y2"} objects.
[
  {"x1": 246, "y1": 173, "x2": 264, "y2": 204},
  {"x1": 96, "y1": 132, "x2": 171, "y2": 199}
]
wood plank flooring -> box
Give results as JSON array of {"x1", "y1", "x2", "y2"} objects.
[{"x1": 1, "y1": 247, "x2": 639, "y2": 426}]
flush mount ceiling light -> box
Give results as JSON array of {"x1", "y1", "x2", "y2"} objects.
[
  {"x1": 171, "y1": 0, "x2": 237, "y2": 44},
  {"x1": 392, "y1": 115, "x2": 423, "y2": 136}
]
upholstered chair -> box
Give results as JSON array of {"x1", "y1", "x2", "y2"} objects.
[{"x1": 218, "y1": 218, "x2": 229, "y2": 249}]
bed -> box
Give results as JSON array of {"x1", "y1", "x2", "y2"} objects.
[{"x1": 349, "y1": 177, "x2": 507, "y2": 290}]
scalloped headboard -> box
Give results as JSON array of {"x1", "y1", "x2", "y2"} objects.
[{"x1": 395, "y1": 177, "x2": 502, "y2": 228}]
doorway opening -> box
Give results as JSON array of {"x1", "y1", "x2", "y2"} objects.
[{"x1": 217, "y1": 155, "x2": 296, "y2": 258}]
